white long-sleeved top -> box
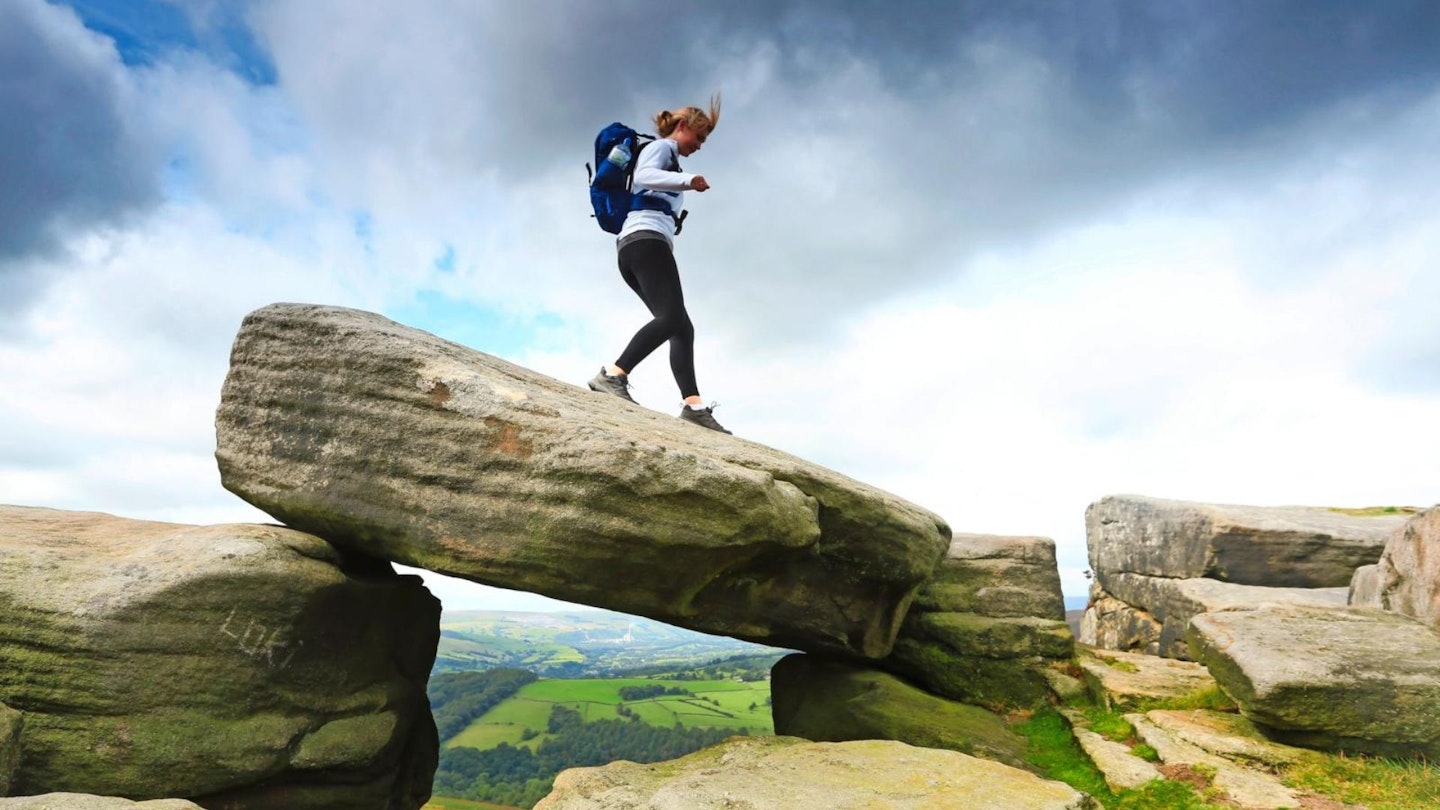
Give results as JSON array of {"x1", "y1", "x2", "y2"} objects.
[{"x1": 617, "y1": 137, "x2": 696, "y2": 246}]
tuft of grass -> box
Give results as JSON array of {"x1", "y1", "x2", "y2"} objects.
[
  {"x1": 1328, "y1": 505, "x2": 1420, "y2": 516},
  {"x1": 1132, "y1": 743, "x2": 1160, "y2": 762},
  {"x1": 1013, "y1": 705, "x2": 1117, "y2": 803},
  {"x1": 1096, "y1": 654, "x2": 1140, "y2": 673},
  {"x1": 1108, "y1": 779, "x2": 1231, "y2": 810},
  {"x1": 1078, "y1": 705, "x2": 1135, "y2": 742},
  {"x1": 1282, "y1": 751, "x2": 1440, "y2": 810},
  {"x1": 1135, "y1": 686, "x2": 1237, "y2": 713}
]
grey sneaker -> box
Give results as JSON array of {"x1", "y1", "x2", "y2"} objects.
[
  {"x1": 587, "y1": 368, "x2": 636, "y2": 403},
  {"x1": 679, "y1": 403, "x2": 732, "y2": 434}
]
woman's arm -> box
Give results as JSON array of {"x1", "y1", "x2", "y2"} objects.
[{"x1": 632, "y1": 141, "x2": 697, "y2": 192}]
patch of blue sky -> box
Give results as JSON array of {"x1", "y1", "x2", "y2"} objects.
[
  {"x1": 159, "y1": 151, "x2": 198, "y2": 205},
  {"x1": 388, "y1": 291, "x2": 566, "y2": 361},
  {"x1": 434, "y1": 245, "x2": 457, "y2": 274},
  {"x1": 64, "y1": 0, "x2": 276, "y2": 85}
]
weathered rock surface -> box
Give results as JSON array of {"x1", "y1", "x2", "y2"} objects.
[
  {"x1": 0, "y1": 505, "x2": 439, "y2": 809},
  {"x1": 1143, "y1": 710, "x2": 1308, "y2": 769},
  {"x1": 533, "y1": 735, "x2": 1099, "y2": 809},
  {"x1": 1082, "y1": 573, "x2": 1347, "y2": 659},
  {"x1": 1347, "y1": 564, "x2": 1383, "y2": 609},
  {"x1": 769, "y1": 654, "x2": 1030, "y2": 769},
  {"x1": 1189, "y1": 604, "x2": 1440, "y2": 759},
  {"x1": 1127, "y1": 713, "x2": 1299, "y2": 810},
  {"x1": 1079, "y1": 587, "x2": 1162, "y2": 656},
  {"x1": 1076, "y1": 645, "x2": 1221, "y2": 711},
  {"x1": 1087, "y1": 495, "x2": 1406, "y2": 588},
  {"x1": 1373, "y1": 506, "x2": 1440, "y2": 628},
  {"x1": 215, "y1": 303, "x2": 950, "y2": 658},
  {"x1": 1060, "y1": 710, "x2": 1160, "y2": 791},
  {"x1": 1, "y1": 704, "x2": 19, "y2": 797},
  {"x1": 0, "y1": 796, "x2": 202, "y2": 809},
  {"x1": 883, "y1": 534, "x2": 1073, "y2": 707}
]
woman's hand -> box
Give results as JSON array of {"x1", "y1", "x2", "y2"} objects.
[{"x1": 690, "y1": 175, "x2": 710, "y2": 192}]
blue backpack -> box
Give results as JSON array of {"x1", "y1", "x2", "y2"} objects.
[{"x1": 587, "y1": 122, "x2": 686, "y2": 235}]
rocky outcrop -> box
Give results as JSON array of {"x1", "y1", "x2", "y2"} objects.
[
  {"x1": 0, "y1": 797, "x2": 202, "y2": 809},
  {"x1": 0, "y1": 505, "x2": 439, "y2": 809},
  {"x1": 215, "y1": 303, "x2": 950, "y2": 659},
  {"x1": 883, "y1": 534, "x2": 1073, "y2": 707},
  {"x1": 1085, "y1": 573, "x2": 1346, "y2": 659},
  {"x1": 1189, "y1": 604, "x2": 1440, "y2": 759},
  {"x1": 1082, "y1": 496, "x2": 1406, "y2": 659},
  {"x1": 533, "y1": 736, "x2": 1099, "y2": 809},
  {"x1": 1087, "y1": 496, "x2": 1405, "y2": 587},
  {"x1": 769, "y1": 654, "x2": 1030, "y2": 769},
  {"x1": 1371, "y1": 506, "x2": 1440, "y2": 628}
]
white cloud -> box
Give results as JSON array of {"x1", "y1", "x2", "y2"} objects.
[{"x1": 4, "y1": 3, "x2": 1438, "y2": 614}]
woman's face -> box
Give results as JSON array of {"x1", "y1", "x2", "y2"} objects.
[{"x1": 673, "y1": 119, "x2": 709, "y2": 157}]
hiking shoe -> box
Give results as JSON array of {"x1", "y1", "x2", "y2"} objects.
[
  {"x1": 679, "y1": 403, "x2": 732, "y2": 434},
  {"x1": 587, "y1": 368, "x2": 636, "y2": 403}
]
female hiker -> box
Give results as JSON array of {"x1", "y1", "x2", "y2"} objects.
[{"x1": 587, "y1": 95, "x2": 731, "y2": 435}]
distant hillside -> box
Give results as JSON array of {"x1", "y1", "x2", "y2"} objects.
[{"x1": 436, "y1": 609, "x2": 788, "y2": 676}]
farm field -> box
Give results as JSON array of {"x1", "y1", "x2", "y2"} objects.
[{"x1": 445, "y1": 677, "x2": 773, "y2": 751}]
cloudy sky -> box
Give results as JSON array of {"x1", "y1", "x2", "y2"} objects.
[{"x1": 4, "y1": 0, "x2": 1438, "y2": 612}]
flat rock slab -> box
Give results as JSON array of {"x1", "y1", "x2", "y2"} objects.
[
  {"x1": 1143, "y1": 710, "x2": 1309, "y2": 769},
  {"x1": 1127, "y1": 714, "x2": 1299, "y2": 809},
  {"x1": 1076, "y1": 645, "x2": 1220, "y2": 711},
  {"x1": 215, "y1": 304, "x2": 951, "y2": 658},
  {"x1": 1087, "y1": 495, "x2": 1408, "y2": 588},
  {"x1": 0, "y1": 505, "x2": 439, "y2": 809},
  {"x1": 533, "y1": 736, "x2": 1100, "y2": 809},
  {"x1": 1088, "y1": 574, "x2": 1347, "y2": 659},
  {"x1": 1189, "y1": 604, "x2": 1440, "y2": 759},
  {"x1": 911, "y1": 534, "x2": 1066, "y2": 619},
  {"x1": 769, "y1": 654, "x2": 1031, "y2": 769},
  {"x1": 0, "y1": 797, "x2": 202, "y2": 809},
  {"x1": 1059, "y1": 711, "x2": 1160, "y2": 791}
]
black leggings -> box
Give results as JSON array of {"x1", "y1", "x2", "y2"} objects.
[{"x1": 615, "y1": 238, "x2": 698, "y2": 399}]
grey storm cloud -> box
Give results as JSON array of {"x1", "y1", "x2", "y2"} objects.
[
  {"x1": 248, "y1": 0, "x2": 1440, "y2": 350},
  {"x1": 0, "y1": 0, "x2": 161, "y2": 313},
  {"x1": 322, "y1": 0, "x2": 1440, "y2": 169}
]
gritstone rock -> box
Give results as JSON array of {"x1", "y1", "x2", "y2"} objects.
[
  {"x1": 215, "y1": 303, "x2": 951, "y2": 658},
  {"x1": 1188, "y1": 603, "x2": 1440, "y2": 759},
  {"x1": 882, "y1": 534, "x2": 1073, "y2": 707},
  {"x1": 0, "y1": 505, "x2": 438, "y2": 809},
  {"x1": 1086, "y1": 495, "x2": 1405, "y2": 588},
  {"x1": 533, "y1": 735, "x2": 1099, "y2": 809},
  {"x1": 769, "y1": 653, "x2": 1030, "y2": 769}
]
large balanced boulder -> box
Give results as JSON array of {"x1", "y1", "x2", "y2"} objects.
[
  {"x1": 1371, "y1": 506, "x2": 1440, "y2": 628},
  {"x1": 215, "y1": 303, "x2": 950, "y2": 658},
  {"x1": 1087, "y1": 495, "x2": 1406, "y2": 588},
  {"x1": 533, "y1": 735, "x2": 1099, "y2": 809},
  {"x1": 883, "y1": 534, "x2": 1073, "y2": 707},
  {"x1": 769, "y1": 654, "x2": 1030, "y2": 769},
  {"x1": 1189, "y1": 604, "x2": 1440, "y2": 759},
  {"x1": 0, "y1": 505, "x2": 439, "y2": 808}
]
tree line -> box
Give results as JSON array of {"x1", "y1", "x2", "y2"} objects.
[
  {"x1": 435, "y1": 703, "x2": 742, "y2": 808},
  {"x1": 429, "y1": 668, "x2": 538, "y2": 741}
]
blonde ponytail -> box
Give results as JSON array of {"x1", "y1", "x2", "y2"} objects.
[{"x1": 654, "y1": 92, "x2": 722, "y2": 138}]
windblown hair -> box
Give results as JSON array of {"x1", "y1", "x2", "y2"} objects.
[{"x1": 654, "y1": 92, "x2": 722, "y2": 138}]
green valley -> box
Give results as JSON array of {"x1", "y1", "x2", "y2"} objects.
[{"x1": 427, "y1": 609, "x2": 786, "y2": 808}]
